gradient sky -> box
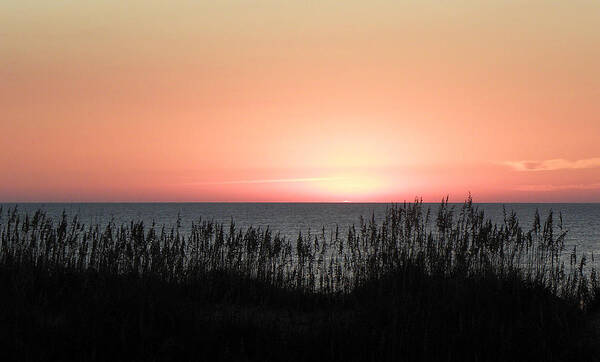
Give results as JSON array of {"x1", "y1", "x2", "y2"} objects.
[{"x1": 1, "y1": 0, "x2": 599, "y2": 202}]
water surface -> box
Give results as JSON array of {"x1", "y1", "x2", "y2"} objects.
[{"x1": 2, "y1": 202, "x2": 600, "y2": 256}]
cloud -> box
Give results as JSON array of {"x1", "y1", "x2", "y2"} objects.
[
  {"x1": 505, "y1": 158, "x2": 600, "y2": 172},
  {"x1": 514, "y1": 183, "x2": 600, "y2": 192},
  {"x1": 186, "y1": 177, "x2": 344, "y2": 185}
]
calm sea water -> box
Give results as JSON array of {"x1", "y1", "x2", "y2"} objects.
[{"x1": 2, "y1": 203, "x2": 600, "y2": 256}]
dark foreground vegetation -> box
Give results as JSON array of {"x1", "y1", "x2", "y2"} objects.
[{"x1": 1, "y1": 198, "x2": 600, "y2": 361}]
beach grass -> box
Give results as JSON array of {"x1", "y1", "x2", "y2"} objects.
[{"x1": 1, "y1": 197, "x2": 599, "y2": 361}]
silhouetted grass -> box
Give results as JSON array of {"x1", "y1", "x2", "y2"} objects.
[{"x1": 1, "y1": 197, "x2": 599, "y2": 361}]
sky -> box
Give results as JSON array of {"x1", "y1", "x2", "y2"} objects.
[{"x1": 1, "y1": 0, "x2": 599, "y2": 202}]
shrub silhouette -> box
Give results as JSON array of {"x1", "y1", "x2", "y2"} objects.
[{"x1": 0, "y1": 198, "x2": 598, "y2": 361}]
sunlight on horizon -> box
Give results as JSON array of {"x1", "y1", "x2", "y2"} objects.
[{"x1": 310, "y1": 175, "x2": 389, "y2": 201}]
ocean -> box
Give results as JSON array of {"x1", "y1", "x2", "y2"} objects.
[{"x1": 1, "y1": 202, "x2": 600, "y2": 257}]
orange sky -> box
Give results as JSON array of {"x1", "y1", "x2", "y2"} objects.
[{"x1": 1, "y1": 1, "x2": 599, "y2": 202}]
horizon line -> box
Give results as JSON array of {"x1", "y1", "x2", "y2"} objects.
[{"x1": 2, "y1": 200, "x2": 600, "y2": 204}]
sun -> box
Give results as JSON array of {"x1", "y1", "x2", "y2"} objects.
[{"x1": 311, "y1": 175, "x2": 386, "y2": 200}]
